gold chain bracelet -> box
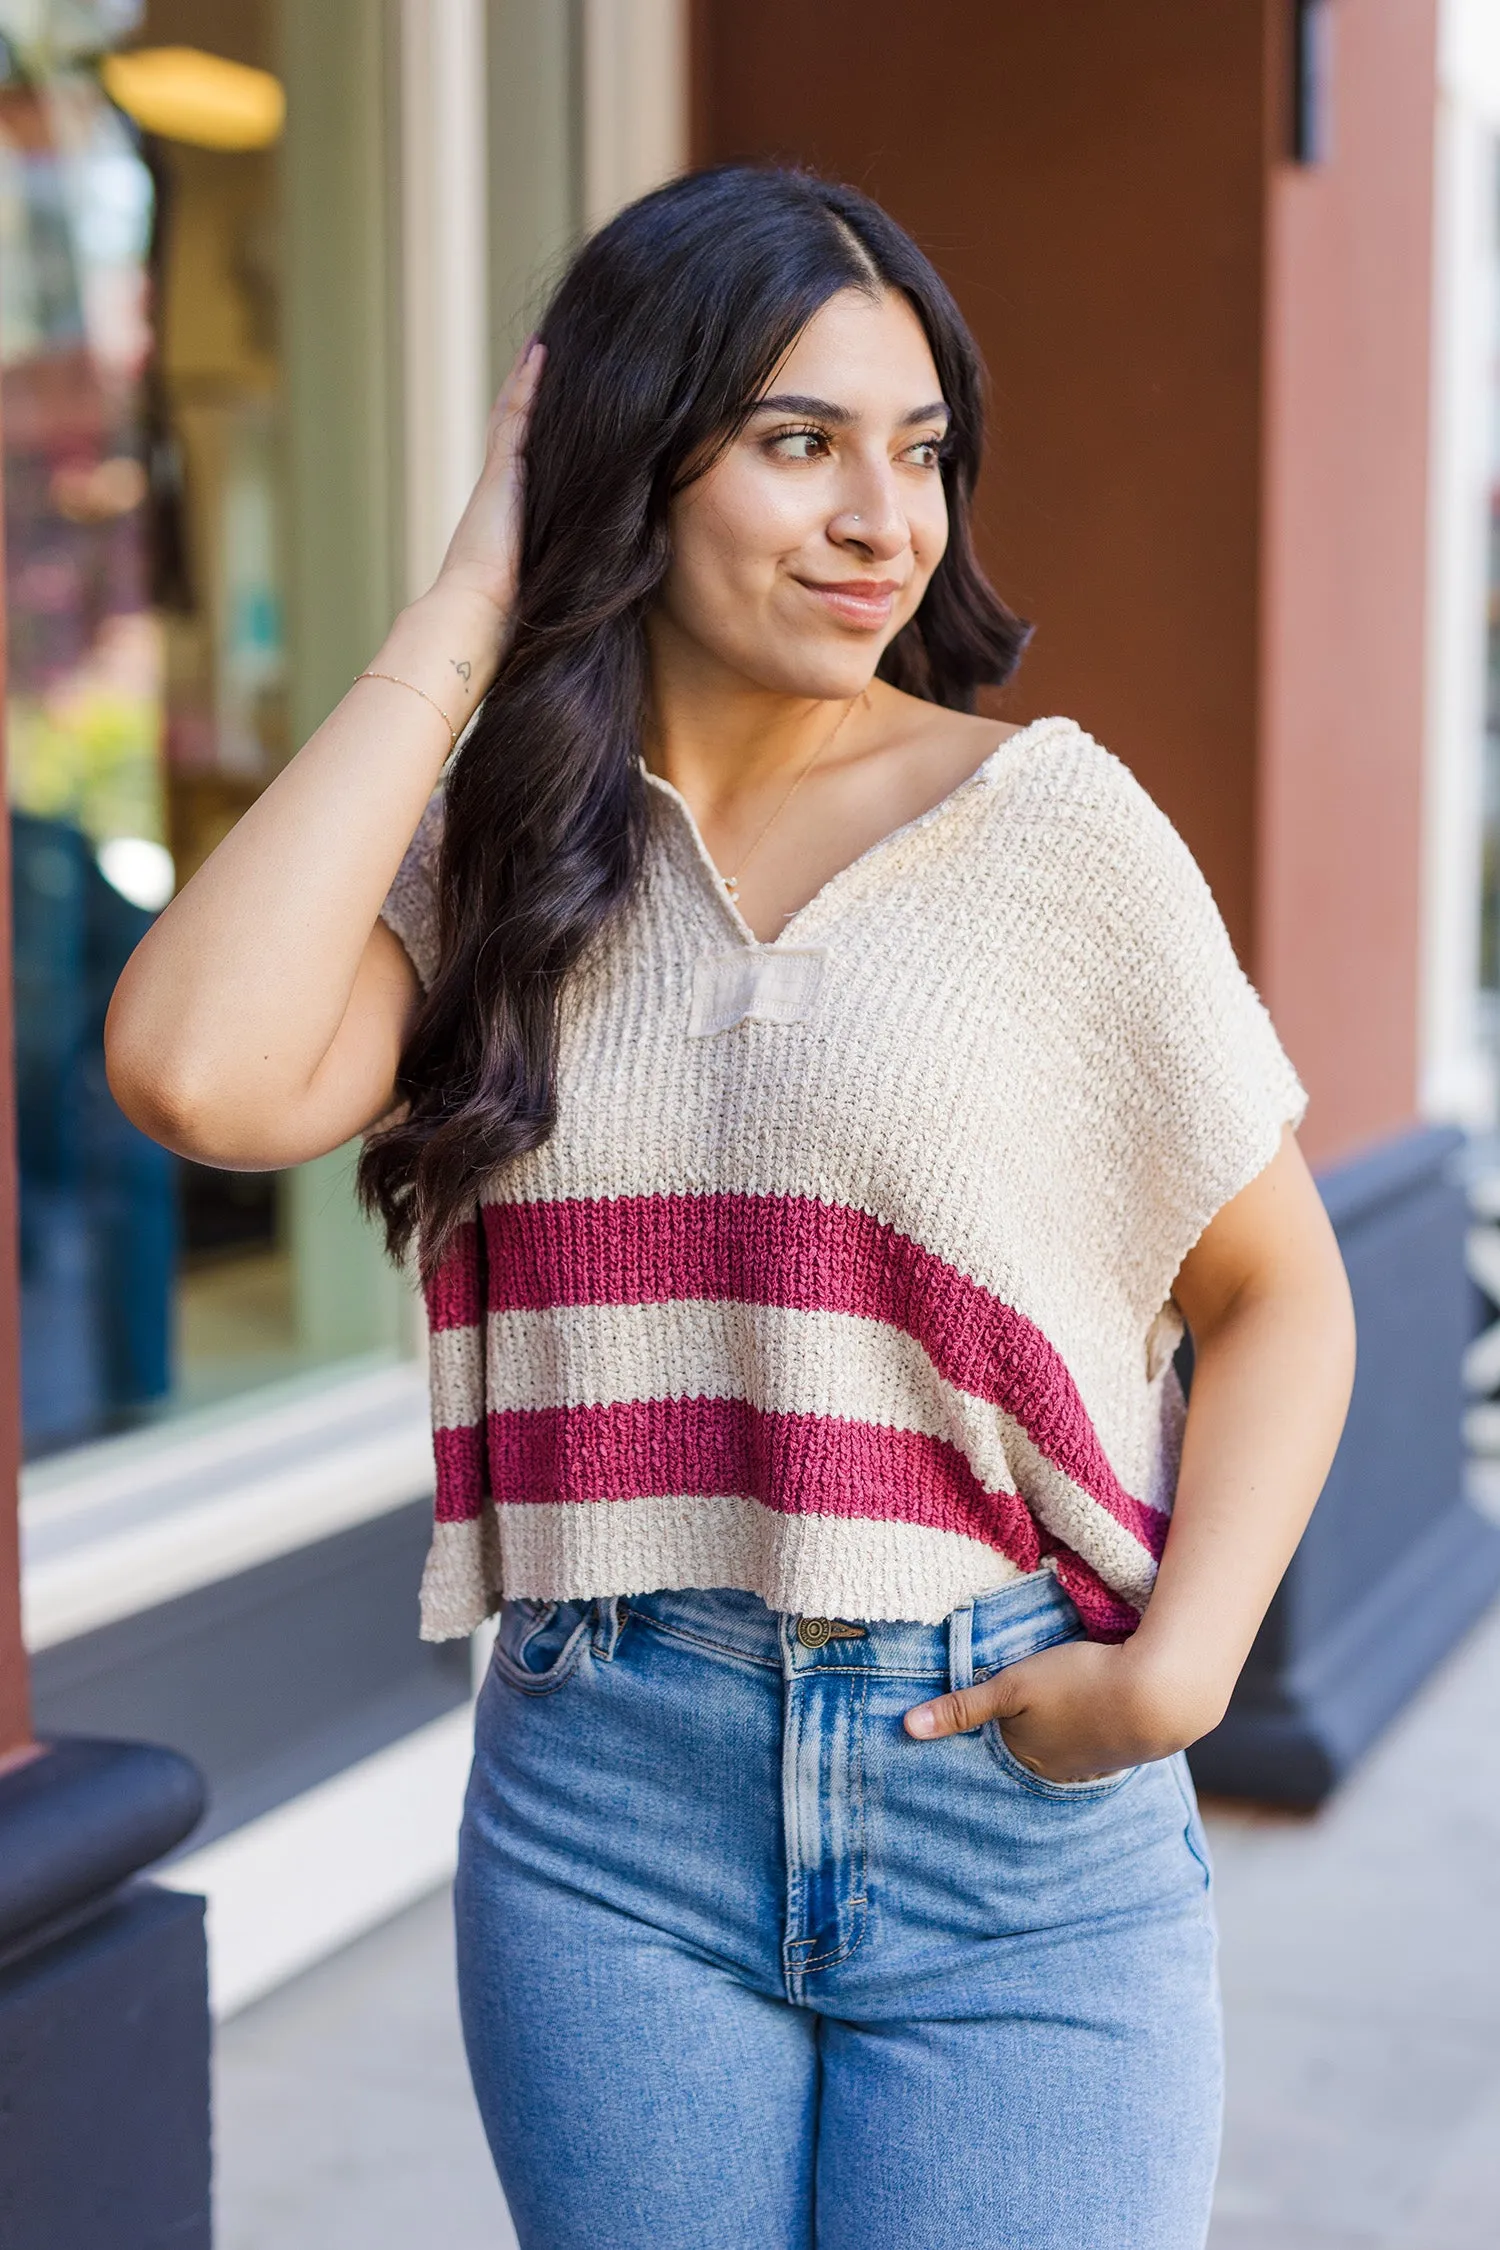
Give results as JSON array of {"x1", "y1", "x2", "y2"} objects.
[{"x1": 356, "y1": 670, "x2": 460, "y2": 752}]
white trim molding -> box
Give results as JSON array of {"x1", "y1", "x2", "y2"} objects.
[
  {"x1": 160, "y1": 1705, "x2": 473, "y2": 2018},
  {"x1": 401, "y1": 0, "x2": 491, "y2": 598},
  {"x1": 580, "y1": 0, "x2": 688, "y2": 233},
  {"x1": 21, "y1": 1360, "x2": 432, "y2": 1651},
  {"x1": 1421, "y1": 0, "x2": 1500, "y2": 1127}
]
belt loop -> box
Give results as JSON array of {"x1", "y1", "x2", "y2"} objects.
[
  {"x1": 947, "y1": 1601, "x2": 974, "y2": 1695},
  {"x1": 592, "y1": 1595, "x2": 626, "y2": 1660}
]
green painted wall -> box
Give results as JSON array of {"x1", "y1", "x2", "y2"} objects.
[
  {"x1": 267, "y1": 0, "x2": 584, "y2": 1366},
  {"x1": 277, "y1": 0, "x2": 406, "y2": 1363},
  {"x1": 487, "y1": 0, "x2": 581, "y2": 375}
]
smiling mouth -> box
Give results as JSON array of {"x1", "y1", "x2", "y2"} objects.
[{"x1": 796, "y1": 578, "x2": 904, "y2": 628}]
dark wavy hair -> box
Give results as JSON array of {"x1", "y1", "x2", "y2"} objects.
[{"x1": 359, "y1": 165, "x2": 1028, "y2": 1272}]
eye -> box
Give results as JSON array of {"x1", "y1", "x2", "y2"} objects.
[
  {"x1": 901, "y1": 435, "x2": 947, "y2": 469},
  {"x1": 767, "y1": 425, "x2": 831, "y2": 461}
]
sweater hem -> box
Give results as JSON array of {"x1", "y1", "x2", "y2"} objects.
[{"x1": 417, "y1": 1495, "x2": 1039, "y2": 1638}]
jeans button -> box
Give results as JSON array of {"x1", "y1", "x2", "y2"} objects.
[{"x1": 796, "y1": 1616, "x2": 831, "y2": 1648}]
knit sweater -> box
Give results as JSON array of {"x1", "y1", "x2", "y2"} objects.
[{"x1": 380, "y1": 716, "x2": 1305, "y2": 1641}]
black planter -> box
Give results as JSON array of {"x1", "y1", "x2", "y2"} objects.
[
  {"x1": 1188, "y1": 1124, "x2": 1500, "y2": 1808},
  {"x1": 0, "y1": 1737, "x2": 209, "y2": 2248}
]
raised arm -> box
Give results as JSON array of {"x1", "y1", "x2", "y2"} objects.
[{"x1": 105, "y1": 344, "x2": 543, "y2": 1172}]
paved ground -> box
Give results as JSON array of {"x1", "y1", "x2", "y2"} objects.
[
  {"x1": 214, "y1": 1593, "x2": 1500, "y2": 2249},
  {"x1": 1206, "y1": 1588, "x2": 1500, "y2": 2250},
  {"x1": 214, "y1": 1891, "x2": 515, "y2": 2250}
]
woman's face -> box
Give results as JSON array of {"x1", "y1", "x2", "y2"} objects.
[{"x1": 654, "y1": 287, "x2": 951, "y2": 701}]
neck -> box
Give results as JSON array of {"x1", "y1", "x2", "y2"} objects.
[{"x1": 644, "y1": 616, "x2": 862, "y2": 813}]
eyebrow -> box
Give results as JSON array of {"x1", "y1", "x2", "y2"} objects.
[{"x1": 751, "y1": 392, "x2": 951, "y2": 428}]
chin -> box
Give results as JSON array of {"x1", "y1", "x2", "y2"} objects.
[{"x1": 737, "y1": 634, "x2": 889, "y2": 702}]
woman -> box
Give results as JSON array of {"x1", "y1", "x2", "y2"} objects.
[{"x1": 107, "y1": 168, "x2": 1354, "y2": 2249}]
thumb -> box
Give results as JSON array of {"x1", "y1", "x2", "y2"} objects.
[{"x1": 904, "y1": 1670, "x2": 1025, "y2": 1740}]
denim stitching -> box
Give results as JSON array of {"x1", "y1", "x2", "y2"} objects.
[
  {"x1": 798, "y1": 1670, "x2": 870, "y2": 1975},
  {"x1": 628, "y1": 1616, "x2": 947, "y2": 1681},
  {"x1": 624, "y1": 1609, "x2": 783, "y2": 1673},
  {"x1": 781, "y1": 1610, "x2": 808, "y2": 2003},
  {"x1": 600, "y1": 1602, "x2": 1081, "y2": 1682},
  {"x1": 490, "y1": 1606, "x2": 592, "y2": 1697},
  {"x1": 1170, "y1": 1754, "x2": 1214, "y2": 1888},
  {"x1": 985, "y1": 1722, "x2": 1137, "y2": 1799},
  {"x1": 970, "y1": 1621, "x2": 1079, "y2": 1681},
  {"x1": 798, "y1": 1662, "x2": 942, "y2": 1680}
]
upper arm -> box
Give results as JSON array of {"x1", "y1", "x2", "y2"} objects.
[
  {"x1": 132, "y1": 918, "x2": 424, "y2": 1171},
  {"x1": 1171, "y1": 1127, "x2": 1351, "y2": 1343},
  {"x1": 298, "y1": 915, "x2": 425, "y2": 1153}
]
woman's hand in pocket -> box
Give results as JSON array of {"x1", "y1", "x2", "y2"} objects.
[{"x1": 903, "y1": 1637, "x2": 1226, "y2": 1783}]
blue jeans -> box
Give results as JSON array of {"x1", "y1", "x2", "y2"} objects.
[{"x1": 455, "y1": 1574, "x2": 1222, "y2": 2250}]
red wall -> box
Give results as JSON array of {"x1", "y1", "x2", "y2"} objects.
[{"x1": 695, "y1": 0, "x2": 1439, "y2": 1168}]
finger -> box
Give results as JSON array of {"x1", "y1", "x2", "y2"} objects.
[
  {"x1": 501, "y1": 334, "x2": 542, "y2": 395},
  {"x1": 905, "y1": 1678, "x2": 1018, "y2": 1739},
  {"x1": 513, "y1": 335, "x2": 546, "y2": 396},
  {"x1": 486, "y1": 339, "x2": 546, "y2": 449}
]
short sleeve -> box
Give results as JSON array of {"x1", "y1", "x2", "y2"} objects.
[
  {"x1": 378, "y1": 790, "x2": 445, "y2": 992},
  {"x1": 1030, "y1": 732, "x2": 1307, "y2": 1319}
]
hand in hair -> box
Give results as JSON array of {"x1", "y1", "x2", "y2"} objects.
[
  {"x1": 438, "y1": 338, "x2": 546, "y2": 623},
  {"x1": 103, "y1": 343, "x2": 547, "y2": 1170}
]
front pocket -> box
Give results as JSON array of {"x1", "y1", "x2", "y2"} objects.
[
  {"x1": 983, "y1": 1721, "x2": 1138, "y2": 1801},
  {"x1": 491, "y1": 1598, "x2": 592, "y2": 1696}
]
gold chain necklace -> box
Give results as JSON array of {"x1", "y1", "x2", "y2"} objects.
[{"x1": 720, "y1": 696, "x2": 859, "y2": 904}]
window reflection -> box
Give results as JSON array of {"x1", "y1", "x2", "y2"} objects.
[{"x1": 2, "y1": 1, "x2": 400, "y2": 1456}]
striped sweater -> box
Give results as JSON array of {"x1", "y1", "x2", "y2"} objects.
[{"x1": 380, "y1": 716, "x2": 1305, "y2": 1641}]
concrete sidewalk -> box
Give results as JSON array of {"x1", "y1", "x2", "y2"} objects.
[
  {"x1": 214, "y1": 1596, "x2": 1500, "y2": 2249},
  {"x1": 1206, "y1": 1591, "x2": 1500, "y2": 2249},
  {"x1": 214, "y1": 1887, "x2": 514, "y2": 2250}
]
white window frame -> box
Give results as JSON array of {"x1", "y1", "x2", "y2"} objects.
[{"x1": 1421, "y1": 0, "x2": 1500, "y2": 1127}]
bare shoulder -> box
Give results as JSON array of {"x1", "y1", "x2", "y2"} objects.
[{"x1": 868, "y1": 685, "x2": 1026, "y2": 794}]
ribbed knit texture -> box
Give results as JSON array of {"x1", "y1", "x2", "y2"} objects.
[{"x1": 380, "y1": 717, "x2": 1305, "y2": 1638}]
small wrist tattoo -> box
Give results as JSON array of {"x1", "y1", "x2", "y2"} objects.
[{"x1": 451, "y1": 658, "x2": 472, "y2": 683}]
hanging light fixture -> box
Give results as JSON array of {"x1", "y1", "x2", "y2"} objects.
[{"x1": 100, "y1": 45, "x2": 285, "y2": 152}]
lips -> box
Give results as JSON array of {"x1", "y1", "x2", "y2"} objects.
[{"x1": 797, "y1": 578, "x2": 903, "y2": 629}]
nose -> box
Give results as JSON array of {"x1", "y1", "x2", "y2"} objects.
[{"x1": 827, "y1": 458, "x2": 909, "y2": 562}]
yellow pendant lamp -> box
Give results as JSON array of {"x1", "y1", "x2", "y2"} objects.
[{"x1": 101, "y1": 46, "x2": 285, "y2": 153}]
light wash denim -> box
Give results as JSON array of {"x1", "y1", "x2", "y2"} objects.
[{"x1": 455, "y1": 1573, "x2": 1222, "y2": 2250}]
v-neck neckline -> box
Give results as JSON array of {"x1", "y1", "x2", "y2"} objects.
[{"x1": 642, "y1": 714, "x2": 1061, "y2": 951}]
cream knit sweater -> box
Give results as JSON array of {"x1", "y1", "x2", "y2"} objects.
[{"x1": 380, "y1": 716, "x2": 1305, "y2": 1640}]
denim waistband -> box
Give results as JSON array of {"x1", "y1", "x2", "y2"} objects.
[{"x1": 614, "y1": 1569, "x2": 1083, "y2": 1685}]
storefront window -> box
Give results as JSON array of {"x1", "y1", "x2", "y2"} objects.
[{"x1": 1, "y1": 0, "x2": 405, "y2": 1458}]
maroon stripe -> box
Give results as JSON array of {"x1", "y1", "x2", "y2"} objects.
[
  {"x1": 476, "y1": 1192, "x2": 1165, "y2": 1558},
  {"x1": 425, "y1": 1219, "x2": 484, "y2": 1332},
  {"x1": 472, "y1": 1395, "x2": 1141, "y2": 1641},
  {"x1": 433, "y1": 1419, "x2": 490, "y2": 1521},
  {"x1": 1048, "y1": 1551, "x2": 1141, "y2": 1643},
  {"x1": 483, "y1": 1393, "x2": 1049, "y2": 1568}
]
